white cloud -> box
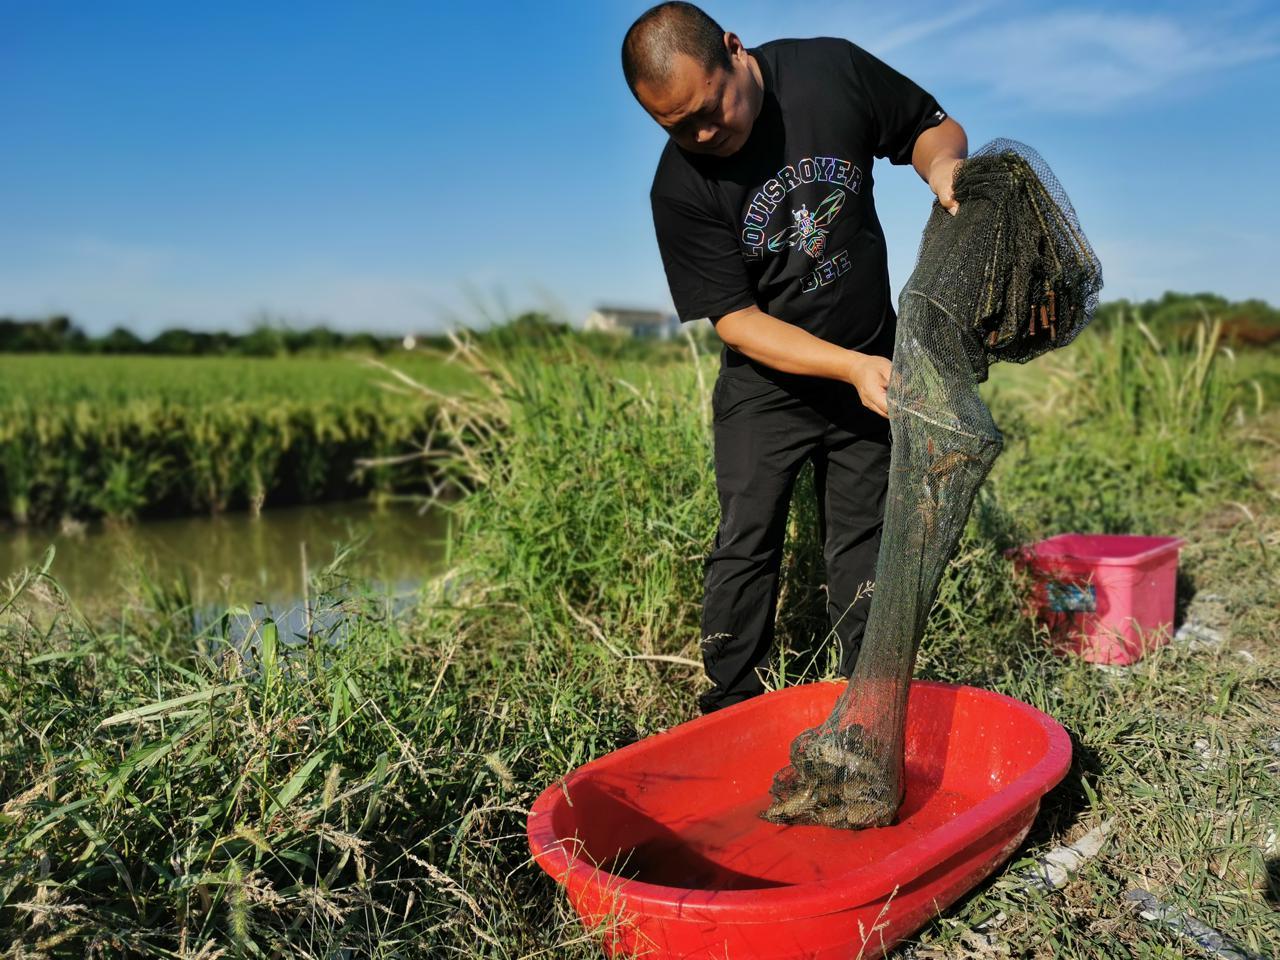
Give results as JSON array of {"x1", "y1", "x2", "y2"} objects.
[
  {"x1": 872, "y1": 2, "x2": 997, "y2": 54},
  {"x1": 945, "y1": 8, "x2": 1280, "y2": 111},
  {"x1": 733, "y1": 2, "x2": 1280, "y2": 113}
]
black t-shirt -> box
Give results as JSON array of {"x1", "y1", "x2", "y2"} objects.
[{"x1": 650, "y1": 37, "x2": 946, "y2": 377}]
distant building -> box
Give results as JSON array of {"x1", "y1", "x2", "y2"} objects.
[{"x1": 584, "y1": 305, "x2": 680, "y2": 340}]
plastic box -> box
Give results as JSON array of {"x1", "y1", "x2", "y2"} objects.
[
  {"x1": 1013, "y1": 533, "x2": 1185, "y2": 665},
  {"x1": 528, "y1": 680, "x2": 1072, "y2": 960}
]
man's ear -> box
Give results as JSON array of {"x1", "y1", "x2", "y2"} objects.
[{"x1": 724, "y1": 31, "x2": 745, "y2": 61}]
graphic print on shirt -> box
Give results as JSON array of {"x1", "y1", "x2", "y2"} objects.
[
  {"x1": 739, "y1": 155, "x2": 864, "y2": 295},
  {"x1": 766, "y1": 190, "x2": 845, "y2": 260}
]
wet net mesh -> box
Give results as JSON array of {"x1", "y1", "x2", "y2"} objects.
[{"x1": 762, "y1": 139, "x2": 1103, "y2": 829}]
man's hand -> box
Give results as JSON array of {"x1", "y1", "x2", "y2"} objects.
[
  {"x1": 847, "y1": 352, "x2": 891, "y2": 417},
  {"x1": 928, "y1": 156, "x2": 963, "y2": 216},
  {"x1": 912, "y1": 117, "x2": 968, "y2": 216}
]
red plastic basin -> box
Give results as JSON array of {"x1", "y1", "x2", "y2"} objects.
[
  {"x1": 1013, "y1": 534, "x2": 1185, "y2": 664},
  {"x1": 528, "y1": 681, "x2": 1072, "y2": 959}
]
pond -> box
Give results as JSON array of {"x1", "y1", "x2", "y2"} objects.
[{"x1": 0, "y1": 500, "x2": 451, "y2": 616}]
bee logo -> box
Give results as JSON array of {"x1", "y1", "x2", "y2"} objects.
[{"x1": 767, "y1": 189, "x2": 846, "y2": 260}]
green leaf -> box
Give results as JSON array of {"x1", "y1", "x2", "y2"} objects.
[
  {"x1": 97, "y1": 684, "x2": 241, "y2": 728},
  {"x1": 259, "y1": 619, "x2": 279, "y2": 695},
  {"x1": 273, "y1": 750, "x2": 328, "y2": 812}
]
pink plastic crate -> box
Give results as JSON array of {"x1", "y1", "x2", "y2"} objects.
[{"x1": 1013, "y1": 534, "x2": 1185, "y2": 664}]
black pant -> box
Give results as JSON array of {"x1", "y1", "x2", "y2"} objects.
[{"x1": 698, "y1": 368, "x2": 891, "y2": 714}]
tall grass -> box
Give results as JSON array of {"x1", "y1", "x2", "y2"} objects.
[{"x1": 986, "y1": 310, "x2": 1263, "y2": 532}]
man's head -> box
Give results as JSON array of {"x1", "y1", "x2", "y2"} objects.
[{"x1": 622, "y1": 2, "x2": 763, "y2": 158}]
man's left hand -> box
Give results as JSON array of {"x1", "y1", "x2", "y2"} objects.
[{"x1": 928, "y1": 157, "x2": 963, "y2": 216}]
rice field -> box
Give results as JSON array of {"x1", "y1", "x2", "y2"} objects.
[
  {"x1": 0, "y1": 354, "x2": 474, "y2": 406},
  {"x1": 0, "y1": 353, "x2": 473, "y2": 524},
  {"x1": 0, "y1": 318, "x2": 1277, "y2": 958}
]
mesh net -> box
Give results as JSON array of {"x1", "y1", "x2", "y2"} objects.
[{"x1": 762, "y1": 139, "x2": 1103, "y2": 830}]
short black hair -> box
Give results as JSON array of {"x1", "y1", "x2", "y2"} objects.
[{"x1": 621, "y1": 2, "x2": 732, "y2": 98}]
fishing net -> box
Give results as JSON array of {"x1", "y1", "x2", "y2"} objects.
[{"x1": 762, "y1": 139, "x2": 1103, "y2": 829}]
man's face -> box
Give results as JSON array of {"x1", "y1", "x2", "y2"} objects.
[{"x1": 635, "y1": 33, "x2": 760, "y2": 158}]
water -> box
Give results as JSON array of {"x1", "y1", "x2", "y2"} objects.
[{"x1": 0, "y1": 500, "x2": 451, "y2": 615}]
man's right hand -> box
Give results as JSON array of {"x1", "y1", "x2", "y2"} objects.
[{"x1": 847, "y1": 352, "x2": 891, "y2": 417}]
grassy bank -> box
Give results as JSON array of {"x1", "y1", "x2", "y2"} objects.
[
  {"x1": 1, "y1": 321, "x2": 1276, "y2": 958},
  {"x1": 0, "y1": 354, "x2": 472, "y2": 524}
]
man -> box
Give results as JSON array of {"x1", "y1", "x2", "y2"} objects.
[{"x1": 622, "y1": 3, "x2": 968, "y2": 714}]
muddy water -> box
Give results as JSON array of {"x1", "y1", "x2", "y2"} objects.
[{"x1": 0, "y1": 500, "x2": 451, "y2": 613}]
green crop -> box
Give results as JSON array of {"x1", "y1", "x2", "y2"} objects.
[{"x1": 0, "y1": 354, "x2": 472, "y2": 524}]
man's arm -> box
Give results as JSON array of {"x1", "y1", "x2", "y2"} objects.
[
  {"x1": 714, "y1": 306, "x2": 892, "y2": 416},
  {"x1": 912, "y1": 116, "x2": 968, "y2": 214},
  {"x1": 714, "y1": 118, "x2": 970, "y2": 416}
]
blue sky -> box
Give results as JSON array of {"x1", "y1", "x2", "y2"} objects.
[{"x1": 3, "y1": 1, "x2": 1278, "y2": 335}]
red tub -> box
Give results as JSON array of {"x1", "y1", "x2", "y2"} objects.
[
  {"x1": 1014, "y1": 534, "x2": 1185, "y2": 664},
  {"x1": 528, "y1": 681, "x2": 1072, "y2": 959}
]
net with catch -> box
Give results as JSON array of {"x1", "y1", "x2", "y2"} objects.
[{"x1": 762, "y1": 139, "x2": 1103, "y2": 830}]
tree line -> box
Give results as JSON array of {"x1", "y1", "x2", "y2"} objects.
[
  {"x1": 0, "y1": 315, "x2": 432, "y2": 356},
  {"x1": 1, "y1": 292, "x2": 1276, "y2": 355},
  {"x1": 1094, "y1": 291, "x2": 1279, "y2": 345}
]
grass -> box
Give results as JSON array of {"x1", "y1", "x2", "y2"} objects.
[
  {"x1": 0, "y1": 320, "x2": 1277, "y2": 958},
  {"x1": 982, "y1": 312, "x2": 1267, "y2": 532}
]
